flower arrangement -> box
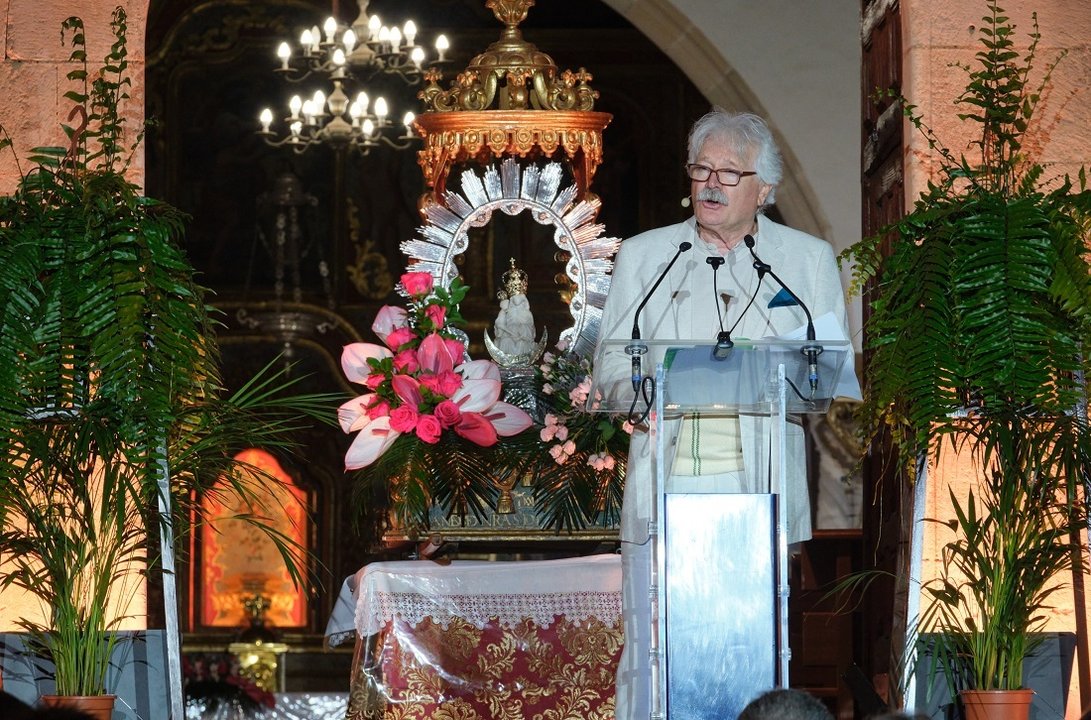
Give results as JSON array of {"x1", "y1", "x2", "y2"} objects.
[
  {"x1": 182, "y1": 652, "x2": 275, "y2": 714},
  {"x1": 531, "y1": 340, "x2": 631, "y2": 530},
  {"x1": 338, "y1": 271, "x2": 534, "y2": 530}
]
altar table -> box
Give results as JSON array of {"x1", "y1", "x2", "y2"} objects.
[{"x1": 342, "y1": 554, "x2": 623, "y2": 720}]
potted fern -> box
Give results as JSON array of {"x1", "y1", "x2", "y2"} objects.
[
  {"x1": 0, "y1": 9, "x2": 329, "y2": 717},
  {"x1": 840, "y1": 2, "x2": 1091, "y2": 717}
]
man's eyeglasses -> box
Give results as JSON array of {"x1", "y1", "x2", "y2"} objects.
[{"x1": 685, "y1": 164, "x2": 757, "y2": 186}]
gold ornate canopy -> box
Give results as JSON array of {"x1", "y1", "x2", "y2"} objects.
[{"x1": 413, "y1": 0, "x2": 612, "y2": 199}]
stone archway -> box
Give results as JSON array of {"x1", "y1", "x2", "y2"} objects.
[{"x1": 599, "y1": 0, "x2": 844, "y2": 242}]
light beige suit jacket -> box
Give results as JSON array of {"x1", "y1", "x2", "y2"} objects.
[{"x1": 595, "y1": 214, "x2": 851, "y2": 544}]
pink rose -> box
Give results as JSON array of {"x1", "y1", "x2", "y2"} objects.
[
  {"x1": 393, "y1": 349, "x2": 420, "y2": 374},
  {"x1": 436, "y1": 370, "x2": 463, "y2": 396},
  {"x1": 386, "y1": 327, "x2": 416, "y2": 350},
  {"x1": 425, "y1": 304, "x2": 447, "y2": 329},
  {"x1": 388, "y1": 405, "x2": 419, "y2": 433},
  {"x1": 371, "y1": 305, "x2": 408, "y2": 344},
  {"x1": 415, "y1": 414, "x2": 442, "y2": 444},
  {"x1": 434, "y1": 400, "x2": 461, "y2": 428},
  {"x1": 365, "y1": 373, "x2": 385, "y2": 391},
  {"x1": 550, "y1": 444, "x2": 570, "y2": 465},
  {"x1": 401, "y1": 271, "x2": 434, "y2": 297},
  {"x1": 420, "y1": 370, "x2": 463, "y2": 398},
  {"x1": 420, "y1": 374, "x2": 445, "y2": 396}
]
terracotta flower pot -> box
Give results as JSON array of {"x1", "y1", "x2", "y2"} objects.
[
  {"x1": 40, "y1": 694, "x2": 117, "y2": 720},
  {"x1": 960, "y1": 688, "x2": 1034, "y2": 720}
]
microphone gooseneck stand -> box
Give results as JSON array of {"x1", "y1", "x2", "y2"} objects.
[
  {"x1": 627, "y1": 241, "x2": 693, "y2": 424},
  {"x1": 743, "y1": 234, "x2": 823, "y2": 399}
]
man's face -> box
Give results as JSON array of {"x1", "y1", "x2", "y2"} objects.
[{"x1": 690, "y1": 136, "x2": 772, "y2": 239}]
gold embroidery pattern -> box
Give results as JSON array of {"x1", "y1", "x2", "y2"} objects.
[{"x1": 345, "y1": 615, "x2": 622, "y2": 720}]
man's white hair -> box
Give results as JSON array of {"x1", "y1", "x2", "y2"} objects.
[{"x1": 686, "y1": 108, "x2": 784, "y2": 207}]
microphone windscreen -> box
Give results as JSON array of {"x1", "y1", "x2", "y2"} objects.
[
  {"x1": 679, "y1": 241, "x2": 693, "y2": 251},
  {"x1": 681, "y1": 196, "x2": 691, "y2": 208}
]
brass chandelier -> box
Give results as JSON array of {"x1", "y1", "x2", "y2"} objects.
[{"x1": 257, "y1": 0, "x2": 451, "y2": 154}]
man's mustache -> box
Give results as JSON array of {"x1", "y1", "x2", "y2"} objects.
[{"x1": 696, "y1": 187, "x2": 728, "y2": 205}]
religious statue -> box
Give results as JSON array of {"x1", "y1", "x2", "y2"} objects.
[{"x1": 484, "y1": 258, "x2": 548, "y2": 367}]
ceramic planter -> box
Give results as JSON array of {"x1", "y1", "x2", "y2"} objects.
[
  {"x1": 960, "y1": 688, "x2": 1033, "y2": 720},
  {"x1": 40, "y1": 694, "x2": 117, "y2": 720}
]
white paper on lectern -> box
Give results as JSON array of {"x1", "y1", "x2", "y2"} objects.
[{"x1": 774, "y1": 311, "x2": 862, "y2": 401}]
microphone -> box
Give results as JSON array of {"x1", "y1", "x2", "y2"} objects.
[
  {"x1": 628, "y1": 241, "x2": 694, "y2": 389},
  {"x1": 743, "y1": 235, "x2": 823, "y2": 395},
  {"x1": 705, "y1": 256, "x2": 733, "y2": 360}
]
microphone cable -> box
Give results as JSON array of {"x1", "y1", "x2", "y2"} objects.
[
  {"x1": 706, "y1": 256, "x2": 733, "y2": 359},
  {"x1": 628, "y1": 374, "x2": 656, "y2": 427}
]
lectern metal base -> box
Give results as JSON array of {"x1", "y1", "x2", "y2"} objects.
[{"x1": 661, "y1": 493, "x2": 778, "y2": 720}]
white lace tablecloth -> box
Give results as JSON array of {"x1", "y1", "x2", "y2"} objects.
[
  {"x1": 351, "y1": 554, "x2": 622, "y2": 637},
  {"x1": 185, "y1": 692, "x2": 347, "y2": 719}
]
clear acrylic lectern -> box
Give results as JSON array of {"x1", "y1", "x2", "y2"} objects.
[{"x1": 590, "y1": 338, "x2": 852, "y2": 720}]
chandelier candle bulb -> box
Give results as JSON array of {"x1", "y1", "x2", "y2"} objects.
[
  {"x1": 259, "y1": 108, "x2": 273, "y2": 132},
  {"x1": 277, "y1": 42, "x2": 291, "y2": 69},
  {"x1": 374, "y1": 97, "x2": 388, "y2": 121},
  {"x1": 323, "y1": 16, "x2": 338, "y2": 43},
  {"x1": 342, "y1": 28, "x2": 357, "y2": 54},
  {"x1": 389, "y1": 26, "x2": 402, "y2": 52},
  {"x1": 435, "y1": 34, "x2": 449, "y2": 61},
  {"x1": 289, "y1": 94, "x2": 302, "y2": 119},
  {"x1": 403, "y1": 20, "x2": 417, "y2": 46}
]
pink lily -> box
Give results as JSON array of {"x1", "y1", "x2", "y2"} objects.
[
  {"x1": 452, "y1": 377, "x2": 501, "y2": 412},
  {"x1": 418, "y1": 332, "x2": 458, "y2": 375},
  {"x1": 342, "y1": 343, "x2": 393, "y2": 384},
  {"x1": 455, "y1": 412, "x2": 498, "y2": 446},
  {"x1": 371, "y1": 305, "x2": 408, "y2": 344},
  {"x1": 338, "y1": 392, "x2": 375, "y2": 433},
  {"x1": 484, "y1": 401, "x2": 534, "y2": 437},
  {"x1": 451, "y1": 364, "x2": 532, "y2": 441},
  {"x1": 392, "y1": 374, "x2": 423, "y2": 409},
  {"x1": 344, "y1": 416, "x2": 400, "y2": 470},
  {"x1": 457, "y1": 359, "x2": 500, "y2": 382},
  {"x1": 444, "y1": 338, "x2": 466, "y2": 363}
]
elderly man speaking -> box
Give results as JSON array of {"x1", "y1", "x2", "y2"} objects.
[{"x1": 594, "y1": 108, "x2": 852, "y2": 719}]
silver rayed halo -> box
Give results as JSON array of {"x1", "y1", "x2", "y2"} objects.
[{"x1": 400, "y1": 158, "x2": 621, "y2": 357}]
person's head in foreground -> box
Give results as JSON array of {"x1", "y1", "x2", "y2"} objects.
[{"x1": 738, "y1": 688, "x2": 834, "y2": 720}]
